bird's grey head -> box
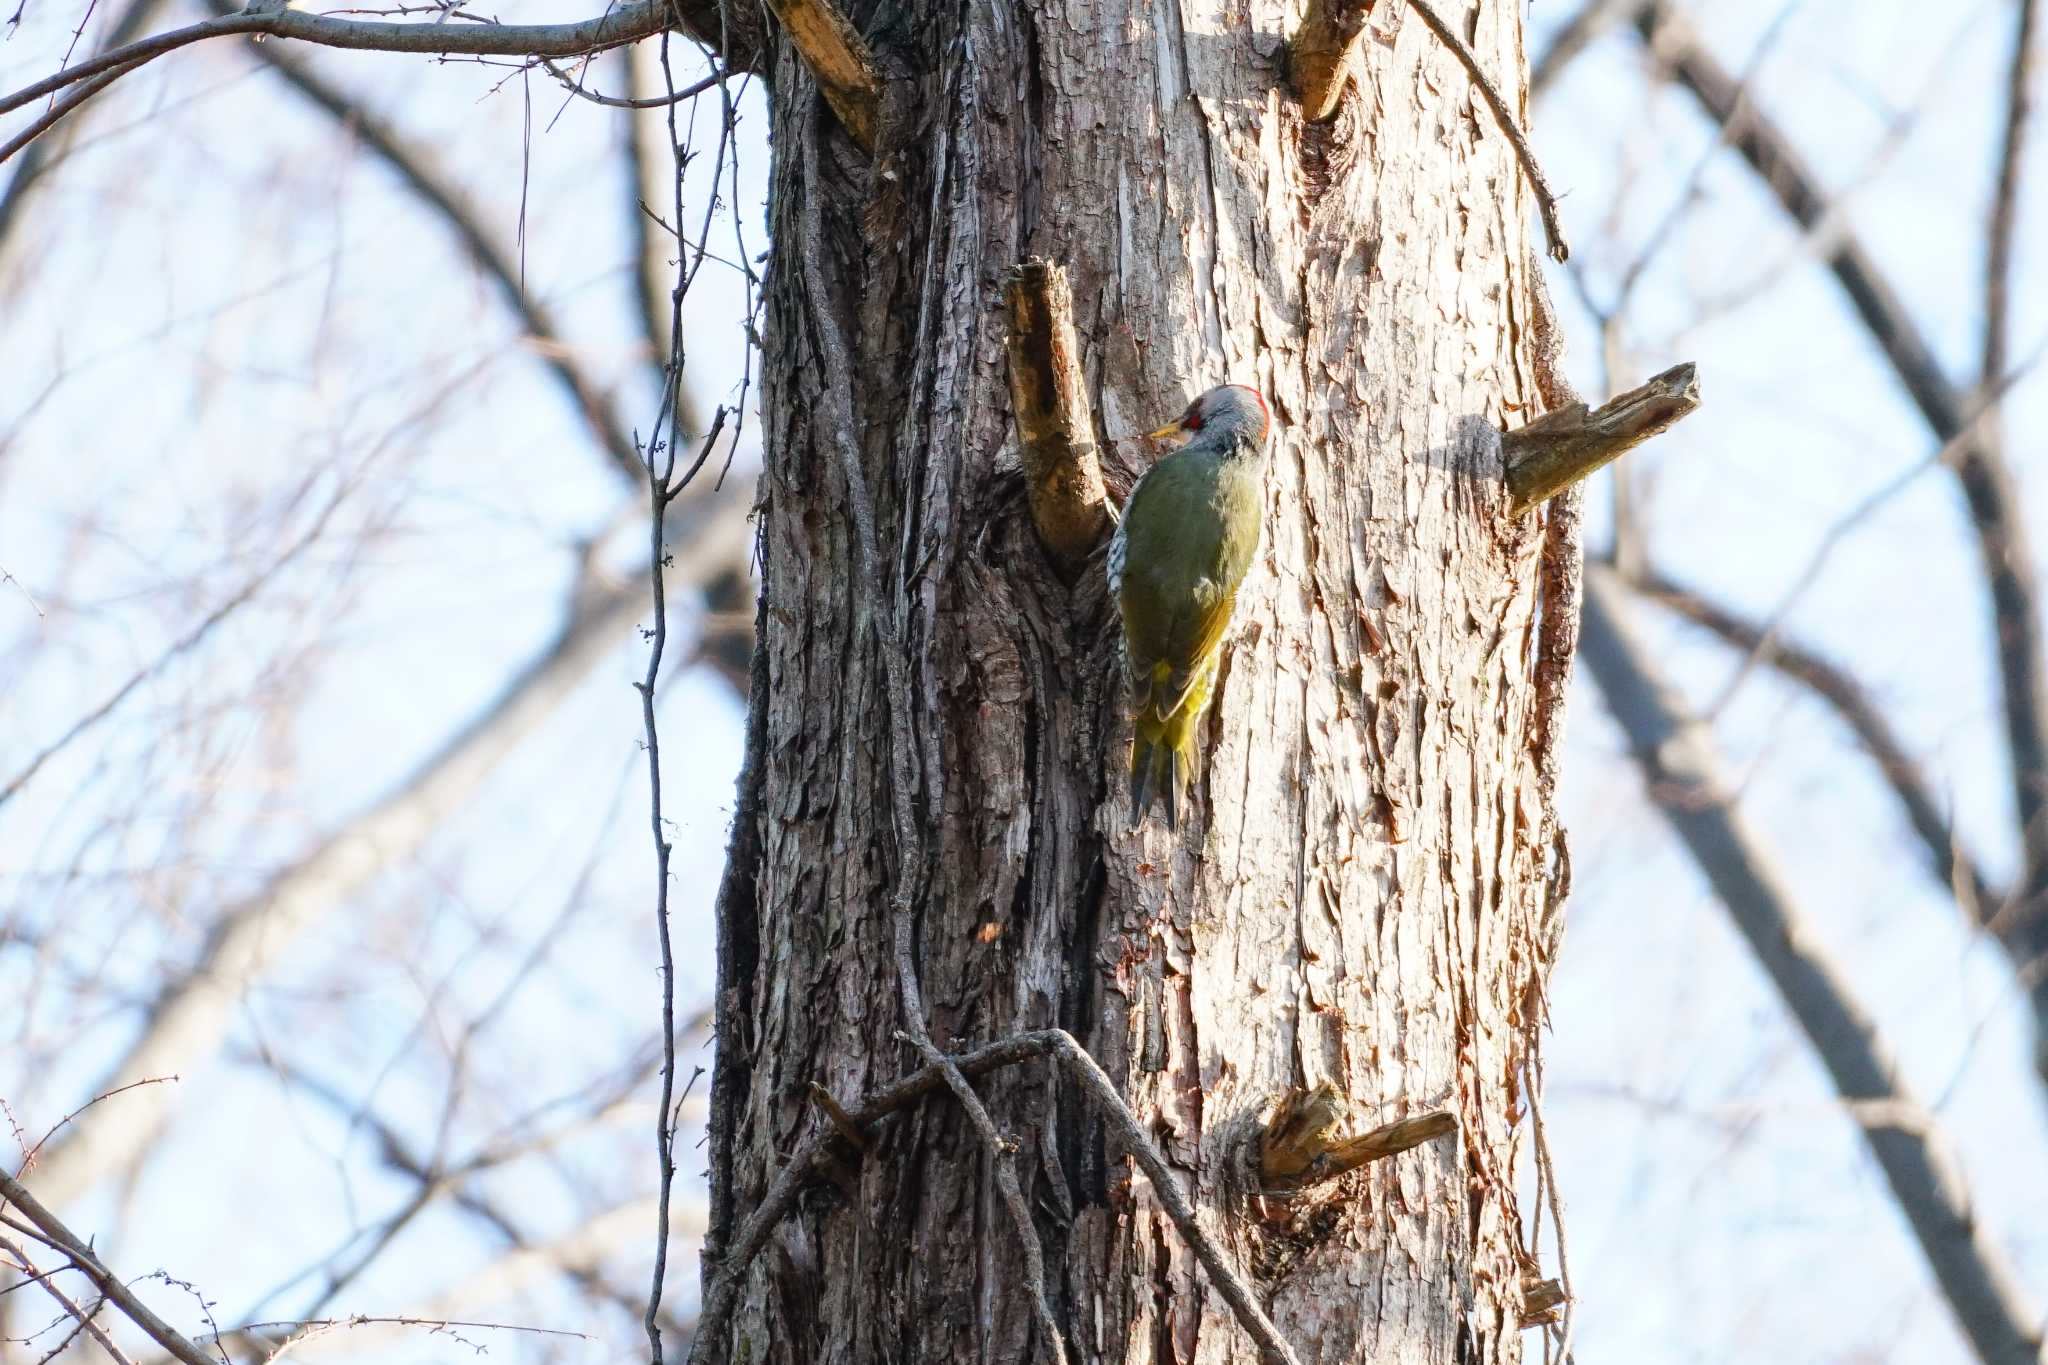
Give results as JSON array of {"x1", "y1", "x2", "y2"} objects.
[{"x1": 1150, "y1": 384, "x2": 1270, "y2": 451}]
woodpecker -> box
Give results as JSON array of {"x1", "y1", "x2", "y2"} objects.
[{"x1": 1107, "y1": 384, "x2": 1271, "y2": 831}]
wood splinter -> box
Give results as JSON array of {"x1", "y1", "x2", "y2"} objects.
[
  {"x1": 1286, "y1": 0, "x2": 1380, "y2": 122},
  {"x1": 762, "y1": 0, "x2": 882, "y2": 151},
  {"x1": 1259, "y1": 1083, "x2": 1459, "y2": 1191},
  {"x1": 1003, "y1": 258, "x2": 1112, "y2": 584},
  {"x1": 1504, "y1": 361, "x2": 1701, "y2": 513}
]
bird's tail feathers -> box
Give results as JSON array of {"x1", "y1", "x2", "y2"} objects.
[{"x1": 1128, "y1": 721, "x2": 1190, "y2": 833}]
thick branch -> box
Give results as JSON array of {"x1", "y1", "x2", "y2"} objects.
[
  {"x1": 1579, "y1": 566, "x2": 2046, "y2": 1365},
  {"x1": 0, "y1": 1169, "x2": 217, "y2": 1365},
  {"x1": 1003, "y1": 258, "x2": 1111, "y2": 582},
  {"x1": 1503, "y1": 361, "x2": 1698, "y2": 511},
  {"x1": 762, "y1": 0, "x2": 881, "y2": 150},
  {"x1": 1285, "y1": 0, "x2": 1378, "y2": 122},
  {"x1": 1640, "y1": 3, "x2": 2048, "y2": 940}
]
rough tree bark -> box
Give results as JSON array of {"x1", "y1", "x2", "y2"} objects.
[{"x1": 707, "y1": 0, "x2": 1564, "y2": 1360}]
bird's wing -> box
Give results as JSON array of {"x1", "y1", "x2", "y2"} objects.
[{"x1": 1157, "y1": 584, "x2": 1237, "y2": 721}]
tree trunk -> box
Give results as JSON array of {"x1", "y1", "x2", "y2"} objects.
[{"x1": 707, "y1": 1, "x2": 1562, "y2": 1360}]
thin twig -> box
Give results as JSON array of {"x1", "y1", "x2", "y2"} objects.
[
  {"x1": 540, "y1": 56, "x2": 724, "y2": 108},
  {"x1": 0, "y1": 1236, "x2": 136, "y2": 1365},
  {"x1": 1403, "y1": 0, "x2": 1570, "y2": 260},
  {"x1": 0, "y1": 0, "x2": 666, "y2": 119},
  {"x1": 0, "y1": 1170, "x2": 218, "y2": 1365}
]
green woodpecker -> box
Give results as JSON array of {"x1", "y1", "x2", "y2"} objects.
[{"x1": 1108, "y1": 384, "x2": 1271, "y2": 830}]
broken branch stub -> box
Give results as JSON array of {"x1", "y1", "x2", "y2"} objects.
[
  {"x1": 1286, "y1": 0, "x2": 1379, "y2": 122},
  {"x1": 1003, "y1": 258, "x2": 1111, "y2": 583},
  {"x1": 1504, "y1": 361, "x2": 1701, "y2": 512},
  {"x1": 1259, "y1": 1084, "x2": 1459, "y2": 1190},
  {"x1": 762, "y1": 0, "x2": 882, "y2": 151}
]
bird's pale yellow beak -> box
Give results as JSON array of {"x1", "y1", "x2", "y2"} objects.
[{"x1": 1146, "y1": 419, "x2": 1192, "y2": 447}]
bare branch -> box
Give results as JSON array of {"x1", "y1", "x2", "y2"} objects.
[
  {"x1": 0, "y1": 1170, "x2": 218, "y2": 1365},
  {"x1": 0, "y1": 0, "x2": 741, "y2": 165},
  {"x1": 1578, "y1": 565, "x2": 2047, "y2": 1365},
  {"x1": 16, "y1": 559, "x2": 671, "y2": 1207},
  {"x1": 1982, "y1": 0, "x2": 2038, "y2": 390},
  {"x1": 206, "y1": 7, "x2": 659, "y2": 479},
  {"x1": 0, "y1": 1235, "x2": 136, "y2": 1365},
  {"x1": 1629, "y1": 568, "x2": 2001, "y2": 922},
  {"x1": 0, "y1": 0, "x2": 169, "y2": 246},
  {"x1": 0, "y1": 0, "x2": 667, "y2": 124},
  {"x1": 1003, "y1": 258, "x2": 1112, "y2": 583}
]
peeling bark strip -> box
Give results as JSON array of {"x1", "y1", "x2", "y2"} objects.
[
  {"x1": 762, "y1": 0, "x2": 881, "y2": 150},
  {"x1": 1004, "y1": 259, "x2": 1113, "y2": 581},
  {"x1": 717, "y1": 0, "x2": 1567, "y2": 1359},
  {"x1": 1285, "y1": 0, "x2": 1379, "y2": 121},
  {"x1": 1503, "y1": 362, "x2": 1700, "y2": 511}
]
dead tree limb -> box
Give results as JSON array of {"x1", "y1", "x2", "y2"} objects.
[
  {"x1": 1578, "y1": 565, "x2": 2047, "y2": 1365},
  {"x1": 1258, "y1": 1085, "x2": 1457, "y2": 1190},
  {"x1": 1503, "y1": 361, "x2": 1699, "y2": 511},
  {"x1": 1286, "y1": 0, "x2": 1378, "y2": 121},
  {"x1": 1003, "y1": 258, "x2": 1112, "y2": 583},
  {"x1": 763, "y1": 0, "x2": 882, "y2": 150}
]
